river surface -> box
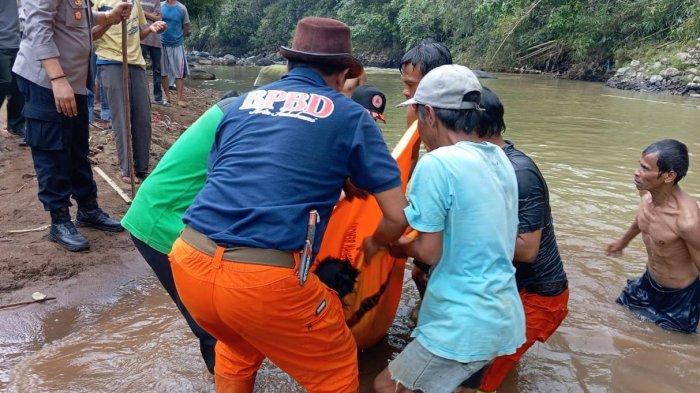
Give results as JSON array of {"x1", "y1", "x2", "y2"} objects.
[{"x1": 1, "y1": 66, "x2": 699, "y2": 392}]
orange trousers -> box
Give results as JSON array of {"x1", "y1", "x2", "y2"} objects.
[
  {"x1": 169, "y1": 237, "x2": 359, "y2": 393},
  {"x1": 479, "y1": 289, "x2": 569, "y2": 392}
]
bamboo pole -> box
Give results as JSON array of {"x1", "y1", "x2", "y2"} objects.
[{"x1": 121, "y1": 4, "x2": 136, "y2": 198}]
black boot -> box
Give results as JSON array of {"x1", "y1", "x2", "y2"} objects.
[
  {"x1": 50, "y1": 208, "x2": 90, "y2": 252},
  {"x1": 76, "y1": 207, "x2": 124, "y2": 232}
]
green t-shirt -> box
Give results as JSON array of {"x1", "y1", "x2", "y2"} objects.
[{"x1": 121, "y1": 97, "x2": 238, "y2": 254}]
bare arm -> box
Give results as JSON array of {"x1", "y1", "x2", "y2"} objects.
[
  {"x1": 514, "y1": 229, "x2": 543, "y2": 263},
  {"x1": 92, "y1": 24, "x2": 111, "y2": 40},
  {"x1": 140, "y1": 21, "x2": 166, "y2": 40},
  {"x1": 678, "y1": 206, "x2": 700, "y2": 272},
  {"x1": 399, "y1": 231, "x2": 443, "y2": 265},
  {"x1": 183, "y1": 22, "x2": 191, "y2": 36},
  {"x1": 607, "y1": 215, "x2": 641, "y2": 255},
  {"x1": 363, "y1": 186, "x2": 408, "y2": 259},
  {"x1": 92, "y1": 2, "x2": 132, "y2": 26}
]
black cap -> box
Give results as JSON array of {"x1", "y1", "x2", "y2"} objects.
[{"x1": 351, "y1": 85, "x2": 386, "y2": 123}]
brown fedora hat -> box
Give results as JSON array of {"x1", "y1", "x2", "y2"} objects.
[{"x1": 280, "y1": 17, "x2": 363, "y2": 78}]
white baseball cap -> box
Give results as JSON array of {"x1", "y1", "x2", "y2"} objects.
[{"x1": 397, "y1": 64, "x2": 482, "y2": 110}]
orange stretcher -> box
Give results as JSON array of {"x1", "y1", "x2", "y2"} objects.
[{"x1": 314, "y1": 122, "x2": 420, "y2": 349}]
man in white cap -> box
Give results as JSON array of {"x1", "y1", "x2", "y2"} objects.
[{"x1": 374, "y1": 64, "x2": 526, "y2": 393}]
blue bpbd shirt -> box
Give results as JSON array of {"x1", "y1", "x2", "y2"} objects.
[{"x1": 184, "y1": 67, "x2": 401, "y2": 253}]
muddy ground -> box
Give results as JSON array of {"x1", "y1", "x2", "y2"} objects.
[{"x1": 0, "y1": 86, "x2": 221, "y2": 295}]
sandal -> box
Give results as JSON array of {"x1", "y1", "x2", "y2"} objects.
[{"x1": 121, "y1": 176, "x2": 141, "y2": 184}]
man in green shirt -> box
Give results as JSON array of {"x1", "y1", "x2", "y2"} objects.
[{"x1": 122, "y1": 93, "x2": 239, "y2": 373}]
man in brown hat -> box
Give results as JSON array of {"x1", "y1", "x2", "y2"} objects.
[{"x1": 169, "y1": 17, "x2": 408, "y2": 392}]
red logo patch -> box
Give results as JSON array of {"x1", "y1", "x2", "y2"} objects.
[{"x1": 371, "y1": 95, "x2": 383, "y2": 109}]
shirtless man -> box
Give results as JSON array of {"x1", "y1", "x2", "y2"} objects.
[{"x1": 608, "y1": 139, "x2": 700, "y2": 333}]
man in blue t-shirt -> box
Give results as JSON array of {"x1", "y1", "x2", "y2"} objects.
[
  {"x1": 169, "y1": 18, "x2": 408, "y2": 392},
  {"x1": 374, "y1": 65, "x2": 525, "y2": 393},
  {"x1": 160, "y1": 0, "x2": 189, "y2": 106}
]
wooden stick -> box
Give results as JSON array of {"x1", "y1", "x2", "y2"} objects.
[
  {"x1": 6, "y1": 225, "x2": 51, "y2": 234},
  {"x1": 94, "y1": 166, "x2": 132, "y2": 204},
  {"x1": 0, "y1": 297, "x2": 57, "y2": 310},
  {"x1": 121, "y1": 13, "x2": 136, "y2": 198}
]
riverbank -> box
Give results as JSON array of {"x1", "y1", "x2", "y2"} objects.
[
  {"x1": 0, "y1": 87, "x2": 221, "y2": 296},
  {"x1": 606, "y1": 39, "x2": 700, "y2": 96}
]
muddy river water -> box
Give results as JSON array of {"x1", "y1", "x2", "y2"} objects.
[{"x1": 1, "y1": 67, "x2": 699, "y2": 392}]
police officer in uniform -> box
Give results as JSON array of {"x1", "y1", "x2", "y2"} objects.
[{"x1": 13, "y1": 0, "x2": 132, "y2": 252}]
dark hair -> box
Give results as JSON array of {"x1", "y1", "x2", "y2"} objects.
[
  {"x1": 287, "y1": 60, "x2": 348, "y2": 76},
  {"x1": 416, "y1": 91, "x2": 481, "y2": 135},
  {"x1": 221, "y1": 90, "x2": 241, "y2": 99},
  {"x1": 477, "y1": 86, "x2": 506, "y2": 138},
  {"x1": 643, "y1": 139, "x2": 689, "y2": 184},
  {"x1": 400, "y1": 39, "x2": 453, "y2": 76}
]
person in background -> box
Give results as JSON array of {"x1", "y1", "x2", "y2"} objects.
[
  {"x1": 351, "y1": 84, "x2": 386, "y2": 123},
  {"x1": 140, "y1": 0, "x2": 165, "y2": 105},
  {"x1": 13, "y1": 0, "x2": 131, "y2": 251},
  {"x1": 0, "y1": 0, "x2": 25, "y2": 145},
  {"x1": 342, "y1": 69, "x2": 367, "y2": 97},
  {"x1": 253, "y1": 64, "x2": 287, "y2": 88},
  {"x1": 92, "y1": 0, "x2": 166, "y2": 183},
  {"x1": 399, "y1": 38, "x2": 453, "y2": 298},
  {"x1": 160, "y1": 0, "x2": 190, "y2": 107},
  {"x1": 462, "y1": 86, "x2": 569, "y2": 393},
  {"x1": 374, "y1": 64, "x2": 525, "y2": 393},
  {"x1": 608, "y1": 139, "x2": 699, "y2": 334}
]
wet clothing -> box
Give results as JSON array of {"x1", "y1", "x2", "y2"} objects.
[
  {"x1": 140, "y1": 0, "x2": 161, "y2": 48},
  {"x1": 389, "y1": 339, "x2": 488, "y2": 393},
  {"x1": 161, "y1": 44, "x2": 188, "y2": 79},
  {"x1": 170, "y1": 238, "x2": 359, "y2": 392},
  {"x1": 93, "y1": 0, "x2": 148, "y2": 67},
  {"x1": 184, "y1": 66, "x2": 401, "y2": 255},
  {"x1": 160, "y1": 0, "x2": 189, "y2": 47},
  {"x1": 122, "y1": 99, "x2": 235, "y2": 254},
  {"x1": 503, "y1": 141, "x2": 567, "y2": 290},
  {"x1": 131, "y1": 235, "x2": 216, "y2": 372},
  {"x1": 617, "y1": 269, "x2": 699, "y2": 334},
  {"x1": 479, "y1": 288, "x2": 569, "y2": 391},
  {"x1": 405, "y1": 141, "x2": 525, "y2": 363},
  {"x1": 14, "y1": 0, "x2": 94, "y2": 95},
  {"x1": 468, "y1": 141, "x2": 570, "y2": 391},
  {"x1": 16, "y1": 75, "x2": 98, "y2": 211}
]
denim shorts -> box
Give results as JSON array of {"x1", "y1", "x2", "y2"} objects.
[{"x1": 388, "y1": 339, "x2": 489, "y2": 393}]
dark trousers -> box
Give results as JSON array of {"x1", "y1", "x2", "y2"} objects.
[
  {"x1": 16, "y1": 75, "x2": 98, "y2": 212},
  {"x1": 0, "y1": 48, "x2": 25, "y2": 134},
  {"x1": 141, "y1": 45, "x2": 163, "y2": 102},
  {"x1": 130, "y1": 235, "x2": 216, "y2": 373}
]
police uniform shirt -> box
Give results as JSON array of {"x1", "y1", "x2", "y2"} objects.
[
  {"x1": 14, "y1": 0, "x2": 93, "y2": 95},
  {"x1": 184, "y1": 66, "x2": 402, "y2": 253}
]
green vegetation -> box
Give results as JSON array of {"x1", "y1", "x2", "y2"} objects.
[{"x1": 186, "y1": 0, "x2": 699, "y2": 79}]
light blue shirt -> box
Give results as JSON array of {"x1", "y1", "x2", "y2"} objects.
[{"x1": 405, "y1": 141, "x2": 525, "y2": 363}]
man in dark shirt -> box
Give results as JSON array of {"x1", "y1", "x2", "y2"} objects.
[{"x1": 474, "y1": 86, "x2": 569, "y2": 392}]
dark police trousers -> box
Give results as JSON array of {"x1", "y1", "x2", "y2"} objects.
[{"x1": 16, "y1": 75, "x2": 98, "y2": 212}]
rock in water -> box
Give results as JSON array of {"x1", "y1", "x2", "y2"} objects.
[
  {"x1": 472, "y1": 69, "x2": 496, "y2": 79},
  {"x1": 190, "y1": 68, "x2": 216, "y2": 80}
]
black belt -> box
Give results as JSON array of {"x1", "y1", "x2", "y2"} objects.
[{"x1": 522, "y1": 280, "x2": 568, "y2": 296}]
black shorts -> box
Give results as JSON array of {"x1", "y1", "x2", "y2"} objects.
[{"x1": 617, "y1": 269, "x2": 699, "y2": 334}]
